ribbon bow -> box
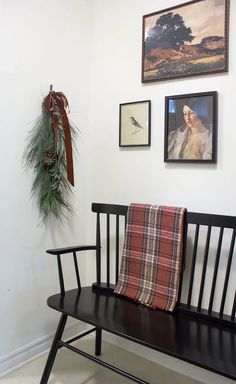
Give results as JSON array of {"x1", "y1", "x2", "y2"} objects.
[{"x1": 43, "y1": 91, "x2": 74, "y2": 186}]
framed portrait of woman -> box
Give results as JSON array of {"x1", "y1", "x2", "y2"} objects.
[{"x1": 164, "y1": 91, "x2": 218, "y2": 163}]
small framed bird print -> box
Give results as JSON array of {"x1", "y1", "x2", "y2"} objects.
[{"x1": 119, "y1": 100, "x2": 151, "y2": 147}]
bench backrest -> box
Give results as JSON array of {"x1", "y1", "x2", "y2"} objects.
[{"x1": 92, "y1": 203, "x2": 236, "y2": 327}]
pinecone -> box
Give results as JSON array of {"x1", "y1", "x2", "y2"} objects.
[{"x1": 43, "y1": 151, "x2": 57, "y2": 166}]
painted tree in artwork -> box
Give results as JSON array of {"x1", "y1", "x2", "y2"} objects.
[{"x1": 145, "y1": 12, "x2": 194, "y2": 53}]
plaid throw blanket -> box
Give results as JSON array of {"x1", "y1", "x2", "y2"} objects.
[{"x1": 114, "y1": 203, "x2": 186, "y2": 312}]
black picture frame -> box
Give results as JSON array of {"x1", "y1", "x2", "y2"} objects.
[
  {"x1": 142, "y1": 0, "x2": 229, "y2": 83},
  {"x1": 119, "y1": 100, "x2": 151, "y2": 147},
  {"x1": 164, "y1": 91, "x2": 218, "y2": 163}
]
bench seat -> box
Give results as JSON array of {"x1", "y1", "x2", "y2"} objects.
[{"x1": 48, "y1": 286, "x2": 236, "y2": 380}]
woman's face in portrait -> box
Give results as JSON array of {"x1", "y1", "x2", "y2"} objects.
[{"x1": 183, "y1": 105, "x2": 200, "y2": 128}]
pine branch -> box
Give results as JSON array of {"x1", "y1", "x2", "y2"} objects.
[{"x1": 23, "y1": 110, "x2": 76, "y2": 223}]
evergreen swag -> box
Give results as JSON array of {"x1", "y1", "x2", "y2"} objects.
[{"x1": 24, "y1": 91, "x2": 76, "y2": 223}]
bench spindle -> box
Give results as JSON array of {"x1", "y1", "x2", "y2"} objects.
[
  {"x1": 106, "y1": 214, "x2": 110, "y2": 286},
  {"x1": 186, "y1": 224, "x2": 199, "y2": 308},
  {"x1": 57, "y1": 254, "x2": 65, "y2": 294},
  {"x1": 197, "y1": 226, "x2": 212, "y2": 312},
  {"x1": 231, "y1": 291, "x2": 236, "y2": 321},
  {"x1": 220, "y1": 228, "x2": 236, "y2": 317},
  {"x1": 115, "y1": 214, "x2": 120, "y2": 283},
  {"x1": 73, "y1": 251, "x2": 81, "y2": 291},
  {"x1": 96, "y1": 213, "x2": 101, "y2": 286},
  {"x1": 208, "y1": 227, "x2": 224, "y2": 314},
  {"x1": 177, "y1": 221, "x2": 188, "y2": 306}
]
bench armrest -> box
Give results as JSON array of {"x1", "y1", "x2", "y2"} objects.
[
  {"x1": 47, "y1": 245, "x2": 98, "y2": 293},
  {"x1": 46, "y1": 245, "x2": 97, "y2": 255}
]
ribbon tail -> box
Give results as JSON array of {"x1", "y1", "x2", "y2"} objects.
[
  {"x1": 61, "y1": 114, "x2": 74, "y2": 186},
  {"x1": 52, "y1": 113, "x2": 59, "y2": 149}
]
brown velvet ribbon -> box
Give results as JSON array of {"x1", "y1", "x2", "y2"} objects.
[{"x1": 43, "y1": 91, "x2": 74, "y2": 186}]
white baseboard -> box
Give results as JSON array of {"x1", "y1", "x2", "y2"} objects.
[
  {"x1": 0, "y1": 320, "x2": 86, "y2": 378},
  {"x1": 103, "y1": 332, "x2": 234, "y2": 384}
]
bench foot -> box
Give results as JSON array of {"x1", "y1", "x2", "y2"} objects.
[
  {"x1": 95, "y1": 328, "x2": 102, "y2": 356},
  {"x1": 40, "y1": 314, "x2": 68, "y2": 384}
]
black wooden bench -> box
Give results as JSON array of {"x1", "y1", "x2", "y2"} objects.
[{"x1": 40, "y1": 203, "x2": 236, "y2": 383}]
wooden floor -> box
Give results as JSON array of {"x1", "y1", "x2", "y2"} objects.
[{"x1": 0, "y1": 339, "x2": 206, "y2": 384}]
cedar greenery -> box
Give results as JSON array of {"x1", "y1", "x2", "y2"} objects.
[{"x1": 23, "y1": 109, "x2": 76, "y2": 223}]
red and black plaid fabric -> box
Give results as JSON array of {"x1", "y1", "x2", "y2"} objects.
[{"x1": 114, "y1": 203, "x2": 186, "y2": 312}]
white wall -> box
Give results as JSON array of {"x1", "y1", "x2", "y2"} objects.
[
  {"x1": 89, "y1": 1, "x2": 236, "y2": 383},
  {"x1": 0, "y1": 0, "x2": 94, "y2": 373}
]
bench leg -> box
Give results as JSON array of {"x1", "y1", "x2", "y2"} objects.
[
  {"x1": 95, "y1": 328, "x2": 102, "y2": 356},
  {"x1": 40, "y1": 314, "x2": 68, "y2": 384}
]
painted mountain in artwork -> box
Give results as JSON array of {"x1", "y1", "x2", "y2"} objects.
[{"x1": 144, "y1": 36, "x2": 225, "y2": 81}]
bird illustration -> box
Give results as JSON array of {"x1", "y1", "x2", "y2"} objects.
[{"x1": 129, "y1": 116, "x2": 144, "y2": 135}]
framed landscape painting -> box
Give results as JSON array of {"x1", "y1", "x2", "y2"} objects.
[{"x1": 142, "y1": 0, "x2": 229, "y2": 83}]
